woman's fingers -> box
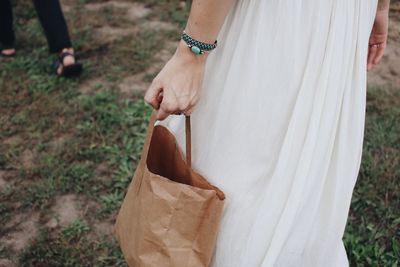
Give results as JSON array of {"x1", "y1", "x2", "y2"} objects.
[
  {"x1": 144, "y1": 81, "x2": 163, "y2": 109},
  {"x1": 367, "y1": 43, "x2": 373, "y2": 69},
  {"x1": 154, "y1": 85, "x2": 199, "y2": 119},
  {"x1": 156, "y1": 105, "x2": 171, "y2": 120},
  {"x1": 182, "y1": 94, "x2": 199, "y2": 116},
  {"x1": 156, "y1": 96, "x2": 196, "y2": 119},
  {"x1": 367, "y1": 42, "x2": 387, "y2": 71},
  {"x1": 373, "y1": 43, "x2": 386, "y2": 65},
  {"x1": 156, "y1": 87, "x2": 180, "y2": 120},
  {"x1": 367, "y1": 44, "x2": 378, "y2": 71}
]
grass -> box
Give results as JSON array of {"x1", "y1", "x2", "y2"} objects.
[
  {"x1": 0, "y1": 0, "x2": 399, "y2": 266},
  {"x1": 19, "y1": 220, "x2": 125, "y2": 267},
  {"x1": 343, "y1": 86, "x2": 400, "y2": 266}
]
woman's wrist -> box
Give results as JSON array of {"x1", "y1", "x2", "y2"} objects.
[
  {"x1": 375, "y1": 8, "x2": 390, "y2": 21},
  {"x1": 377, "y1": 0, "x2": 390, "y2": 12},
  {"x1": 376, "y1": 7, "x2": 390, "y2": 14},
  {"x1": 175, "y1": 39, "x2": 208, "y2": 64}
]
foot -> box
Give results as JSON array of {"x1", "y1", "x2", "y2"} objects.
[
  {"x1": 1, "y1": 48, "x2": 16, "y2": 56},
  {"x1": 57, "y1": 48, "x2": 76, "y2": 75}
]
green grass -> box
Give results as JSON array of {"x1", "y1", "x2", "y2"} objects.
[
  {"x1": 0, "y1": 0, "x2": 399, "y2": 266},
  {"x1": 0, "y1": 0, "x2": 163, "y2": 264},
  {"x1": 19, "y1": 221, "x2": 125, "y2": 267},
  {"x1": 343, "y1": 86, "x2": 400, "y2": 266}
]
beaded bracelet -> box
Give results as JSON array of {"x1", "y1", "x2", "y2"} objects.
[{"x1": 181, "y1": 31, "x2": 218, "y2": 55}]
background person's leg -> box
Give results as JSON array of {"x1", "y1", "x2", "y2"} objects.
[
  {"x1": 0, "y1": 0, "x2": 16, "y2": 48},
  {"x1": 32, "y1": 0, "x2": 72, "y2": 53}
]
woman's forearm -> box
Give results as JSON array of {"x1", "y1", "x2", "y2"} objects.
[
  {"x1": 377, "y1": 0, "x2": 390, "y2": 11},
  {"x1": 185, "y1": 0, "x2": 237, "y2": 44}
]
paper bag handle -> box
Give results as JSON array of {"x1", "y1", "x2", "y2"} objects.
[
  {"x1": 185, "y1": 116, "x2": 191, "y2": 168},
  {"x1": 140, "y1": 110, "x2": 192, "y2": 168}
]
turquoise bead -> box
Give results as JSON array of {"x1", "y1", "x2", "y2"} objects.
[{"x1": 191, "y1": 46, "x2": 201, "y2": 54}]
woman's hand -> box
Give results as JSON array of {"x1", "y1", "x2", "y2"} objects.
[
  {"x1": 367, "y1": 8, "x2": 389, "y2": 71},
  {"x1": 144, "y1": 40, "x2": 207, "y2": 120},
  {"x1": 144, "y1": 0, "x2": 236, "y2": 120}
]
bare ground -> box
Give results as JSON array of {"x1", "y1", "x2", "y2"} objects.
[{"x1": 368, "y1": 4, "x2": 400, "y2": 88}]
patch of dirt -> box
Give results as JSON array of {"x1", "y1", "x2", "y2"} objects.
[
  {"x1": 126, "y1": 3, "x2": 151, "y2": 21},
  {"x1": 78, "y1": 77, "x2": 109, "y2": 95},
  {"x1": 0, "y1": 170, "x2": 17, "y2": 191},
  {"x1": 84, "y1": 1, "x2": 155, "y2": 46},
  {"x1": 0, "y1": 175, "x2": 9, "y2": 191},
  {"x1": 60, "y1": 0, "x2": 76, "y2": 8},
  {"x1": 145, "y1": 41, "x2": 176, "y2": 75},
  {"x1": 368, "y1": 42, "x2": 400, "y2": 88},
  {"x1": 119, "y1": 73, "x2": 151, "y2": 95},
  {"x1": 0, "y1": 171, "x2": 9, "y2": 188},
  {"x1": 118, "y1": 41, "x2": 176, "y2": 95},
  {"x1": 94, "y1": 163, "x2": 111, "y2": 183},
  {"x1": 2, "y1": 135, "x2": 22, "y2": 146},
  {"x1": 93, "y1": 220, "x2": 114, "y2": 237},
  {"x1": 0, "y1": 212, "x2": 39, "y2": 252},
  {"x1": 92, "y1": 26, "x2": 138, "y2": 45},
  {"x1": 60, "y1": 4, "x2": 72, "y2": 13},
  {"x1": 20, "y1": 149, "x2": 36, "y2": 171},
  {"x1": 95, "y1": 163, "x2": 109, "y2": 176},
  {"x1": 0, "y1": 258, "x2": 16, "y2": 267},
  {"x1": 85, "y1": 1, "x2": 133, "y2": 11},
  {"x1": 60, "y1": 0, "x2": 75, "y2": 13},
  {"x1": 154, "y1": 41, "x2": 177, "y2": 62},
  {"x1": 49, "y1": 133, "x2": 72, "y2": 148},
  {"x1": 45, "y1": 194, "x2": 82, "y2": 229},
  {"x1": 86, "y1": 211, "x2": 115, "y2": 241},
  {"x1": 367, "y1": 10, "x2": 400, "y2": 88},
  {"x1": 85, "y1": 1, "x2": 151, "y2": 21},
  {"x1": 141, "y1": 20, "x2": 177, "y2": 32},
  {"x1": 82, "y1": 199, "x2": 101, "y2": 217},
  {"x1": 0, "y1": 176, "x2": 6, "y2": 189}
]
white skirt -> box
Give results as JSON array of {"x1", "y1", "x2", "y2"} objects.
[{"x1": 158, "y1": 0, "x2": 378, "y2": 266}]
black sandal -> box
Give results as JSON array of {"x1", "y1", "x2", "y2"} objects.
[{"x1": 54, "y1": 51, "x2": 83, "y2": 77}]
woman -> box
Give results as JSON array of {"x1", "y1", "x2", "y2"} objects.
[
  {"x1": 145, "y1": 0, "x2": 389, "y2": 266},
  {"x1": 0, "y1": 0, "x2": 82, "y2": 77}
]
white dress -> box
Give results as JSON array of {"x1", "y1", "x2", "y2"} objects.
[{"x1": 158, "y1": 0, "x2": 378, "y2": 266}]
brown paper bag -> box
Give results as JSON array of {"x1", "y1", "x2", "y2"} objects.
[{"x1": 113, "y1": 111, "x2": 225, "y2": 267}]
